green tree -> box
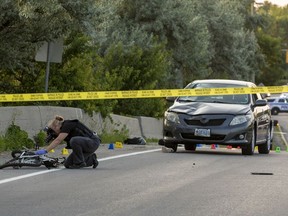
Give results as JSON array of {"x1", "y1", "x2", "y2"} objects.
[
  {"x1": 105, "y1": 0, "x2": 212, "y2": 87},
  {"x1": 195, "y1": 0, "x2": 262, "y2": 81},
  {"x1": 256, "y1": 32, "x2": 284, "y2": 85},
  {"x1": 0, "y1": 0, "x2": 114, "y2": 92},
  {"x1": 102, "y1": 43, "x2": 170, "y2": 117},
  {"x1": 33, "y1": 33, "x2": 118, "y2": 117},
  {"x1": 32, "y1": 34, "x2": 170, "y2": 117},
  {"x1": 255, "y1": 3, "x2": 288, "y2": 85},
  {"x1": 2, "y1": 0, "x2": 288, "y2": 118}
]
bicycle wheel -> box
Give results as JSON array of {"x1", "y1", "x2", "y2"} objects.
[
  {"x1": 0, "y1": 156, "x2": 42, "y2": 169},
  {"x1": 0, "y1": 158, "x2": 21, "y2": 169}
]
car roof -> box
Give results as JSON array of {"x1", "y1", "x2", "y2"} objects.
[{"x1": 190, "y1": 79, "x2": 256, "y2": 87}]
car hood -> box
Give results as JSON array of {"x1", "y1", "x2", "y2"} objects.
[{"x1": 168, "y1": 101, "x2": 250, "y2": 115}]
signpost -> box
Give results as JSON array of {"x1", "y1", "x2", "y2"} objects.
[{"x1": 35, "y1": 39, "x2": 63, "y2": 92}]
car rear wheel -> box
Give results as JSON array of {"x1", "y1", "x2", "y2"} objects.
[
  {"x1": 242, "y1": 128, "x2": 255, "y2": 155},
  {"x1": 258, "y1": 127, "x2": 271, "y2": 154},
  {"x1": 184, "y1": 144, "x2": 196, "y2": 151},
  {"x1": 271, "y1": 108, "x2": 280, "y2": 115}
]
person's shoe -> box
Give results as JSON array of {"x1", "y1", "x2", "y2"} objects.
[
  {"x1": 92, "y1": 154, "x2": 98, "y2": 169},
  {"x1": 68, "y1": 162, "x2": 86, "y2": 169},
  {"x1": 92, "y1": 159, "x2": 98, "y2": 169}
]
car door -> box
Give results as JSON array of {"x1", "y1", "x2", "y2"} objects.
[
  {"x1": 252, "y1": 93, "x2": 270, "y2": 143},
  {"x1": 278, "y1": 98, "x2": 288, "y2": 112}
]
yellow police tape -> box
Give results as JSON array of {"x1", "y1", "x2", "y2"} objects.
[{"x1": 0, "y1": 86, "x2": 287, "y2": 102}]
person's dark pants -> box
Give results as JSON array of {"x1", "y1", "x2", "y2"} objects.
[{"x1": 64, "y1": 136, "x2": 100, "y2": 168}]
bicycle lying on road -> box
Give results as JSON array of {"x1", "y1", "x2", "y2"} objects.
[{"x1": 0, "y1": 148, "x2": 66, "y2": 170}]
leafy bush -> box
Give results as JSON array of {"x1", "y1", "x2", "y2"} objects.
[
  {"x1": 4, "y1": 124, "x2": 34, "y2": 150},
  {"x1": 0, "y1": 135, "x2": 6, "y2": 152},
  {"x1": 100, "y1": 124, "x2": 129, "y2": 144},
  {"x1": 34, "y1": 130, "x2": 47, "y2": 148}
]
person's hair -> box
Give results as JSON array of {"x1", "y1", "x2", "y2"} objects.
[{"x1": 47, "y1": 115, "x2": 64, "y2": 128}]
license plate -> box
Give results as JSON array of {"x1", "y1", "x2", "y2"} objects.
[{"x1": 194, "y1": 128, "x2": 211, "y2": 137}]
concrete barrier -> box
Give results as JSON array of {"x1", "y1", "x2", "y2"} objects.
[
  {"x1": 137, "y1": 116, "x2": 163, "y2": 139},
  {"x1": 105, "y1": 114, "x2": 142, "y2": 138},
  {"x1": 0, "y1": 106, "x2": 163, "y2": 140},
  {"x1": 0, "y1": 106, "x2": 84, "y2": 137}
]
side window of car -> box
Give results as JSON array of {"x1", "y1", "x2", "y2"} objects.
[
  {"x1": 252, "y1": 94, "x2": 258, "y2": 104},
  {"x1": 279, "y1": 99, "x2": 285, "y2": 103}
]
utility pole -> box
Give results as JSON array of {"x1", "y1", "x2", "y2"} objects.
[{"x1": 45, "y1": 42, "x2": 51, "y2": 93}]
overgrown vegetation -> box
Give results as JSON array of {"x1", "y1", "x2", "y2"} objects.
[
  {"x1": 0, "y1": 121, "x2": 131, "y2": 152},
  {"x1": 1, "y1": 124, "x2": 34, "y2": 151},
  {"x1": 34, "y1": 130, "x2": 47, "y2": 148},
  {"x1": 0, "y1": 123, "x2": 47, "y2": 152},
  {"x1": 0, "y1": 136, "x2": 5, "y2": 152},
  {"x1": 99, "y1": 124, "x2": 129, "y2": 144}
]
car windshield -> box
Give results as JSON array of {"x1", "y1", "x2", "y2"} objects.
[
  {"x1": 267, "y1": 98, "x2": 276, "y2": 102},
  {"x1": 177, "y1": 83, "x2": 250, "y2": 104}
]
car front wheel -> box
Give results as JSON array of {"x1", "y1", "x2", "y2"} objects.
[
  {"x1": 258, "y1": 127, "x2": 271, "y2": 154},
  {"x1": 242, "y1": 128, "x2": 255, "y2": 155},
  {"x1": 165, "y1": 144, "x2": 178, "y2": 152}
]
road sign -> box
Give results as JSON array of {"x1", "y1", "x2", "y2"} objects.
[{"x1": 35, "y1": 39, "x2": 63, "y2": 63}]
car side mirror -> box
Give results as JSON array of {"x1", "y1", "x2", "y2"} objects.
[
  {"x1": 254, "y1": 99, "x2": 267, "y2": 107},
  {"x1": 166, "y1": 97, "x2": 176, "y2": 102}
]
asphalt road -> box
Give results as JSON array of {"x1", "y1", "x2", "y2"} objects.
[
  {"x1": 1, "y1": 113, "x2": 288, "y2": 216},
  {"x1": 1, "y1": 142, "x2": 288, "y2": 216},
  {"x1": 273, "y1": 113, "x2": 288, "y2": 147}
]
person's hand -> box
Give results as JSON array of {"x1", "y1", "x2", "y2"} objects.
[{"x1": 35, "y1": 149, "x2": 48, "y2": 155}]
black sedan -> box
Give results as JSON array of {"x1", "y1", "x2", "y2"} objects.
[{"x1": 159, "y1": 79, "x2": 273, "y2": 155}]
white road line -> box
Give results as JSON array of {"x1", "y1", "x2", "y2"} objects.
[
  {"x1": 0, "y1": 169, "x2": 60, "y2": 185},
  {"x1": 0, "y1": 148, "x2": 161, "y2": 185},
  {"x1": 98, "y1": 149, "x2": 161, "y2": 161},
  {"x1": 276, "y1": 126, "x2": 288, "y2": 147}
]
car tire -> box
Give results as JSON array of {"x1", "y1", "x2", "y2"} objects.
[
  {"x1": 184, "y1": 144, "x2": 196, "y2": 151},
  {"x1": 242, "y1": 128, "x2": 255, "y2": 155},
  {"x1": 258, "y1": 127, "x2": 271, "y2": 154},
  {"x1": 165, "y1": 144, "x2": 178, "y2": 152},
  {"x1": 171, "y1": 144, "x2": 178, "y2": 152},
  {"x1": 271, "y1": 108, "x2": 279, "y2": 115}
]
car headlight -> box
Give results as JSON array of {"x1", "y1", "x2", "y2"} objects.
[
  {"x1": 165, "y1": 111, "x2": 180, "y2": 124},
  {"x1": 230, "y1": 115, "x2": 248, "y2": 126}
]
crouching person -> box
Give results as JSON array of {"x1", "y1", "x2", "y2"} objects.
[{"x1": 35, "y1": 115, "x2": 100, "y2": 169}]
